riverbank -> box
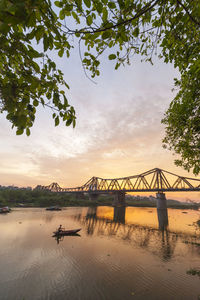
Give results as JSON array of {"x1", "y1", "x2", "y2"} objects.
[{"x1": 0, "y1": 188, "x2": 199, "y2": 209}]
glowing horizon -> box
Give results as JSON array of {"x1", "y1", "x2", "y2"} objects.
[{"x1": 1, "y1": 54, "x2": 200, "y2": 202}]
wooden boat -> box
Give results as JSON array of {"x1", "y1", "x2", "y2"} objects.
[
  {"x1": 0, "y1": 207, "x2": 11, "y2": 213},
  {"x1": 53, "y1": 228, "x2": 81, "y2": 236},
  {"x1": 46, "y1": 206, "x2": 62, "y2": 211}
]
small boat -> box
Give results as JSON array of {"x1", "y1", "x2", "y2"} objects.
[
  {"x1": 53, "y1": 228, "x2": 81, "y2": 236},
  {"x1": 0, "y1": 207, "x2": 11, "y2": 214},
  {"x1": 46, "y1": 206, "x2": 62, "y2": 211}
]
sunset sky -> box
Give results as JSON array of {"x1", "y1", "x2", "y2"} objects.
[{"x1": 1, "y1": 48, "x2": 200, "y2": 202}]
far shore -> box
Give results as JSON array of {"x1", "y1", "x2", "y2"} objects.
[{"x1": 0, "y1": 188, "x2": 199, "y2": 210}]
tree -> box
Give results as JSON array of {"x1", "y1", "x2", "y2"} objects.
[
  {"x1": 0, "y1": 0, "x2": 76, "y2": 135},
  {"x1": 162, "y1": 64, "x2": 200, "y2": 175},
  {"x1": 0, "y1": 0, "x2": 199, "y2": 173}
]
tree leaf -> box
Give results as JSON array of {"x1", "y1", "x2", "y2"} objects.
[
  {"x1": 55, "y1": 116, "x2": 59, "y2": 126},
  {"x1": 16, "y1": 128, "x2": 24, "y2": 135},
  {"x1": 83, "y1": 0, "x2": 91, "y2": 8},
  {"x1": 86, "y1": 15, "x2": 93, "y2": 26},
  {"x1": 108, "y1": 54, "x2": 116, "y2": 60},
  {"x1": 26, "y1": 128, "x2": 31, "y2": 136}
]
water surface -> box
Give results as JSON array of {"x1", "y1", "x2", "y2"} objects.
[{"x1": 0, "y1": 207, "x2": 199, "y2": 300}]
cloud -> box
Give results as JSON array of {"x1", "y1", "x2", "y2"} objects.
[
  {"x1": 1, "y1": 54, "x2": 198, "y2": 202},
  {"x1": 26, "y1": 90, "x2": 173, "y2": 186}
]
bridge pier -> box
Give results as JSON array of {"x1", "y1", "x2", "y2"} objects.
[
  {"x1": 88, "y1": 193, "x2": 99, "y2": 201},
  {"x1": 112, "y1": 191, "x2": 126, "y2": 207},
  {"x1": 113, "y1": 206, "x2": 126, "y2": 224},
  {"x1": 156, "y1": 192, "x2": 167, "y2": 209}
]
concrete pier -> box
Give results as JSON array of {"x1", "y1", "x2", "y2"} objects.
[
  {"x1": 156, "y1": 192, "x2": 167, "y2": 209},
  {"x1": 112, "y1": 191, "x2": 126, "y2": 207}
]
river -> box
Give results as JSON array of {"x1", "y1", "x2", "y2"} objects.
[{"x1": 0, "y1": 207, "x2": 199, "y2": 300}]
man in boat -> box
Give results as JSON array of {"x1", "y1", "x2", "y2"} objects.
[{"x1": 58, "y1": 225, "x2": 63, "y2": 233}]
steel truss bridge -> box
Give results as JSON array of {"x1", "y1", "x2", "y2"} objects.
[{"x1": 36, "y1": 168, "x2": 200, "y2": 193}]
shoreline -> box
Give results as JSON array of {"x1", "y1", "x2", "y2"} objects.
[
  {"x1": 5, "y1": 202, "x2": 200, "y2": 210},
  {"x1": 0, "y1": 189, "x2": 199, "y2": 210}
]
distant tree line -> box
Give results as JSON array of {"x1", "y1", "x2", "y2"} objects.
[{"x1": 0, "y1": 188, "x2": 113, "y2": 207}]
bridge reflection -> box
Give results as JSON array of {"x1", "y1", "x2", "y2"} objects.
[{"x1": 73, "y1": 206, "x2": 200, "y2": 261}]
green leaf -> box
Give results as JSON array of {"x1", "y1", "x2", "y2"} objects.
[
  {"x1": 59, "y1": 9, "x2": 65, "y2": 20},
  {"x1": 66, "y1": 118, "x2": 72, "y2": 126},
  {"x1": 102, "y1": 31, "x2": 111, "y2": 39},
  {"x1": 33, "y1": 99, "x2": 39, "y2": 106},
  {"x1": 72, "y1": 118, "x2": 76, "y2": 128},
  {"x1": 96, "y1": 2, "x2": 103, "y2": 13},
  {"x1": 32, "y1": 61, "x2": 40, "y2": 72},
  {"x1": 26, "y1": 128, "x2": 31, "y2": 136},
  {"x1": 35, "y1": 26, "x2": 45, "y2": 42},
  {"x1": 58, "y1": 48, "x2": 64, "y2": 57},
  {"x1": 54, "y1": 1, "x2": 63, "y2": 8},
  {"x1": 108, "y1": 54, "x2": 116, "y2": 60},
  {"x1": 83, "y1": 0, "x2": 91, "y2": 8},
  {"x1": 55, "y1": 116, "x2": 59, "y2": 126},
  {"x1": 16, "y1": 129, "x2": 24, "y2": 135},
  {"x1": 102, "y1": 7, "x2": 108, "y2": 21},
  {"x1": 108, "y1": 2, "x2": 116, "y2": 9},
  {"x1": 133, "y1": 27, "x2": 139, "y2": 37},
  {"x1": 86, "y1": 15, "x2": 93, "y2": 26},
  {"x1": 115, "y1": 62, "x2": 120, "y2": 70}
]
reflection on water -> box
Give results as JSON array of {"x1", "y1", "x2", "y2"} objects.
[
  {"x1": 0, "y1": 207, "x2": 199, "y2": 300},
  {"x1": 53, "y1": 233, "x2": 81, "y2": 244},
  {"x1": 74, "y1": 206, "x2": 200, "y2": 261},
  {"x1": 157, "y1": 208, "x2": 168, "y2": 231},
  {"x1": 114, "y1": 206, "x2": 126, "y2": 224}
]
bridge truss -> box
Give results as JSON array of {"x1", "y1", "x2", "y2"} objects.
[{"x1": 36, "y1": 168, "x2": 200, "y2": 193}]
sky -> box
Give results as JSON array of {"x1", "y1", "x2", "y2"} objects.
[{"x1": 1, "y1": 44, "x2": 200, "y2": 202}]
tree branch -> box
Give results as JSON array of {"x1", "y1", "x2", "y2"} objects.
[
  {"x1": 176, "y1": 0, "x2": 200, "y2": 26},
  {"x1": 61, "y1": 0, "x2": 160, "y2": 35}
]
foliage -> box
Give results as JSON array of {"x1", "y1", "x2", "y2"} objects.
[
  {"x1": 0, "y1": 188, "x2": 199, "y2": 209},
  {"x1": 0, "y1": 188, "x2": 114, "y2": 207},
  {"x1": 0, "y1": 0, "x2": 200, "y2": 173},
  {"x1": 162, "y1": 65, "x2": 200, "y2": 175},
  {"x1": 160, "y1": 1, "x2": 200, "y2": 175},
  {"x1": 0, "y1": 0, "x2": 76, "y2": 135}
]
